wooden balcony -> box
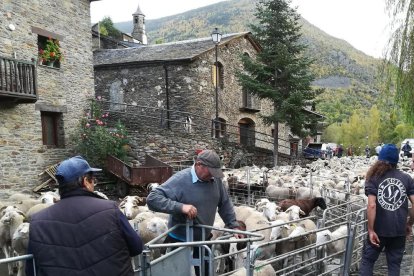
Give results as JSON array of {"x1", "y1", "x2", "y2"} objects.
[
  {"x1": 0, "y1": 56, "x2": 37, "y2": 103},
  {"x1": 239, "y1": 91, "x2": 260, "y2": 113}
]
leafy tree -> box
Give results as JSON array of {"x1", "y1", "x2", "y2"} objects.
[
  {"x1": 394, "y1": 123, "x2": 414, "y2": 140},
  {"x1": 322, "y1": 123, "x2": 342, "y2": 143},
  {"x1": 379, "y1": 111, "x2": 400, "y2": 144},
  {"x1": 342, "y1": 111, "x2": 366, "y2": 146},
  {"x1": 99, "y1": 24, "x2": 108, "y2": 36},
  {"x1": 237, "y1": 0, "x2": 317, "y2": 165},
  {"x1": 98, "y1": 17, "x2": 122, "y2": 40},
  {"x1": 385, "y1": 0, "x2": 414, "y2": 123}
]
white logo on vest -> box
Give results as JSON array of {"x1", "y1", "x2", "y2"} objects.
[{"x1": 377, "y1": 178, "x2": 406, "y2": 211}]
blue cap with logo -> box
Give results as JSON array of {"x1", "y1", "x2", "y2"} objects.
[
  {"x1": 55, "y1": 156, "x2": 102, "y2": 185},
  {"x1": 378, "y1": 144, "x2": 399, "y2": 164}
]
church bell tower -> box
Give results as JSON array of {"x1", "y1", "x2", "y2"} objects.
[{"x1": 131, "y1": 3, "x2": 147, "y2": 44}]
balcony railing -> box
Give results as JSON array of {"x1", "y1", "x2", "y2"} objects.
[
  {"x1": 240, "y1": 90, "x2": 260, "y2": 113},
  {"x1": 0, "y1": 56, "x2": 37, "y2": 103}
]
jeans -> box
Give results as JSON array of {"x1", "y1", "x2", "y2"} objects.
[{"x1": 359, "y1": 236, "x2": 405, "y2": 276}]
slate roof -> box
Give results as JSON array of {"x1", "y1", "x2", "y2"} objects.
[{"x1": 94, "y1": 32, "x2": 259, "y2": 67}]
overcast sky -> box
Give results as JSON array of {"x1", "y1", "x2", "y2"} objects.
[{"x1": 90, "y1": 0, "x2": 392, "y2": 58}]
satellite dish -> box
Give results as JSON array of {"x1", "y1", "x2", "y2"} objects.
[{"x1": 8, "y1": 24, "x2": 15, "y2": 31}]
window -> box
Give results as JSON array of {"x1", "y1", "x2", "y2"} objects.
[
  {"x1": 211, "y1": 62, "x2": 224, "y2": 89},
  {"x1": 37, "y1": 35, "x2": 62, "y2": 69},
  {"x1": 41, "y1": 112, "x2": 64, "y2": 147},
  {"x1": 212, "y1": 118, "x2": 227, "y2": 138}
]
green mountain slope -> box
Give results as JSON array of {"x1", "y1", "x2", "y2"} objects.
[{"x1": 114, "y1": 0, "x2": 383, "y2": 123}]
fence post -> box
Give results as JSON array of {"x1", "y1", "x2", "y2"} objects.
[
  {"x1": 140, "y1": 247, "x2": 151, "y2": 276},
  {"x1": 342, "y1": 223, "x2": 357, "y2": 276},
  {"x1": 245, "y1": 241, "x2": 254, "y2": 276},
  {"x1": 246, "y1": 167, "x2": 251, "y2": 205},
  {"x1": 310, "y1": 170, "x2": 313, "y2": 197}
]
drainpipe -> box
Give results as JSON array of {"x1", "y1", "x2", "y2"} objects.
[{"x1": 164, "y1": 64, "x2": 170, "y2": 129}]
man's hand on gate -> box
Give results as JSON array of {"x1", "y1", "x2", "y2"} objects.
[{"x1": 182, "y1": 204, "x2": 197, "y2": 219}]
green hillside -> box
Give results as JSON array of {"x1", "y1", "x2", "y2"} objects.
[{"x1": 114, "y1": 0, "x2": 383, "y2": 123}]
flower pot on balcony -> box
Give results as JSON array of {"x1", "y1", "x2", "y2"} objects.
[{"x1": 47, "y1": 60, "x2": 55, "y2": 67}]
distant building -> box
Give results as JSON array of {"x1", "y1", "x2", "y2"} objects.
[
  {"x1": 93, "y1": 32, "x2": 319, "y2": 166},
  {"x1": 0, "y1": 0, "x2": 98, "y2": 196},
  {"x1": 92, "y1": 3, "x2": 147, "y2": 50}
]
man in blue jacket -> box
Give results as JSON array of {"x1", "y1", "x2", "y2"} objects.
[{"x1": 27, "y1": 156, "x2": 143, "y2": 276}]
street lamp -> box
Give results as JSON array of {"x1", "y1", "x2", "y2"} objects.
[{"x1": 211, "y1": 28, "x2": 222, "y2": 137}]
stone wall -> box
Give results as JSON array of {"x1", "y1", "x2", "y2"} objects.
[
  {"x1": 94, "y1": 35, "x2": 293, "y2": 168},
  {"x1": 0, "y1": 0, "x2": 95, "y2": 198}
]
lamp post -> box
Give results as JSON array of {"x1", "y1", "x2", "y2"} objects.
[{"x1": 211, "y1": 28, "x2": 222, "y2": 137}]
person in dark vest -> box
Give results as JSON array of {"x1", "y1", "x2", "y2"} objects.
[
  {"x1": 359, "y1": 144, "x2": 414, "y2": 276},
  {"x1": 26, "y1": 156, "x2": 143, "y2": 276}
]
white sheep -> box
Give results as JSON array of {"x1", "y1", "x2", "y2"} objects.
[
  {"x1": 8, "y1": 193, "x2": 34, "y2": 202},
  {"x1": 282, "y1": 205, "x2": 305, "y2": 221},
  {"x1": 130, "y1": 212, "x2": 168, "y2": 244},
  {"x1": 288, "y1": 219, "x2": 317, "y2": 264},
  {"x1": 130, "y1": 214, "x2": 168, "y2": 259},
  {"x1": 26, "y1": 203, "x2": 53, "y2": 220},
  {"x1": 255, "y1": 199, "x2": 279, "y2": 221},
  {"x1": 244, "y1": 211, "x2": 274, "y2": 260},
  {"x1": 228, "y1": 262, "x2": 275, "y2": 276},
  {"x1": 39, "y1": 191, "x2": 60, "y2": 203},
  {"x1": 12, "y1": 222, "x2": 30, "y2": 276},
  {"x1": 12, "y1": 198, "x2": 42, "y2": 214},
  {"x1": 269, "y1": 220, "x2": 296, "y2": 269},
  {"x1": 327, "y1": 225, "x2": 348, "y2": 255},
  {"x1": 119, "y1": 195, "x2": 145, "y2": 219},
  {"x1": 147, "y1": 183, "x2": 160, "y2": 191},
  {"x1": 296, "y1": 187, "x2": 321, "y2": 199},
  {"x1": 265, "y1": 186, "x2": 295, "y2": 200},
  {"x1": 234, "y1": 205, "x2": 256, "y2": 222},
  {"x1": 0, "y1": 208, "x2": 26, "y2": 275}
]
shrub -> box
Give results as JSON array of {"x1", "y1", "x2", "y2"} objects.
[{"x1": 73, "y1": 98, "x2": 128, "y2": 168}]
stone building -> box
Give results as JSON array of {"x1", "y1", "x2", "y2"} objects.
[
  {"x1": 94, "y1": 32, "x2": 305, "y2": 167},
  {"x1": 0, "y1": 0, "x2": 98, "y2": 197}
]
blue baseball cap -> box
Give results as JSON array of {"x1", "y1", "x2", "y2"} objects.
[
  {"x1": 378, "y1": 144, "x2": 399, "y2": 164},
  {"x1": 55, "y1": 156, "x2": 101, "y2": 185}
]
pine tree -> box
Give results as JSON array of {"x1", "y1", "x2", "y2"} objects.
[{"x1": 237, "y1": 0, "x2": 318, "y2": 166}]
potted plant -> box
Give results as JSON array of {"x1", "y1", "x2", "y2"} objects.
[{"x1": 38, "y1": 38, "x2": 63, "y2": 67}]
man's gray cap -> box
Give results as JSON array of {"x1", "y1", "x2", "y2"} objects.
[{"x1": 197, "y1": 150, "x2": 224, "y2": 178}]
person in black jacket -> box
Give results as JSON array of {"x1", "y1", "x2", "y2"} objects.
[
  {"x1": 360, "y1": 144, "x2": 414, "y2": 276},
  {"x1": 402, "y1": 141, "x2": 412, "y2": 158},
  {"x1": 26, "y1": 156, "x2": 143, "y2": 276}
]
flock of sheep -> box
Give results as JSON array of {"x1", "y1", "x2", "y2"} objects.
[{"x1": 1, "y1": 154, "x2": 413, "y2": 275}]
